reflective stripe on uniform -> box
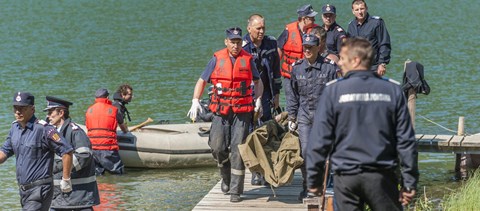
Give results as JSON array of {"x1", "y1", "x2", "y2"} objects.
[
  {"x1": 75, "y1": 147, "x2": 92, "y2": 154},
  {"x1": 54, "y1": 175, "x2": 96, "y2": 186},
  {"x1": 231, "y1": 168, "x2": 245, "y2": 176},
  {"x1": 72, "y1": 154, "x2": 82, "y2": 171},
  {"x1": 217, "y1": 158, "x2": 229, "y2": 167}
]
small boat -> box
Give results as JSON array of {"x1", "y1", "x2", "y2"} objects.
[{"x1": 81, "y1": 122, "x2": 216, "y2": 168}]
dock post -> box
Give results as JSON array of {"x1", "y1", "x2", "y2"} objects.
[{"x1": 455, "y1": 116, "x2": 466, "y2": 179}]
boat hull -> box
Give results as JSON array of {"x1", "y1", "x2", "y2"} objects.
[{"x1": 81, "y1": 122, "x2": 216, "y2": 169}]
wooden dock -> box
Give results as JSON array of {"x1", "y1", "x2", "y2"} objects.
[
  {"x1": 416, "y1": 134, "x2": 480, "y2": 154},
  {"x1": 193, "y1": 170, "x2": 306, "y2": 211},
  {"x1": 193, "y1": 133, "x2": 480, "y2": 210}
]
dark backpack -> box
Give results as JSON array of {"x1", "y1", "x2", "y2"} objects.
[{"x1": 402, "y1": 61, "x2": 430, "y2": 96}]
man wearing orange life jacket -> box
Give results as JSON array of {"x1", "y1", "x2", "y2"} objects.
[
  {"x1": 187, "y1": 27, "x2": 263, "y2": 203},
  {"x1": 85, "y1": 88, "x2": 125, "y2": 175},
  {"x1": 277, "y1": 4, "x2": 318, "y2": 113}
]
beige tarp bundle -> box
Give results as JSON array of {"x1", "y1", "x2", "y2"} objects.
[{"x1": 238, "y1": 113, "x2": 304, "y2": 187}]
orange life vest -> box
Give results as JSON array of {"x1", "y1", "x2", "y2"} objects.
[
  {"x1": 209, "y1": 48, "x2": 254, "y2": 115},
  {"x1": 281, "y1": 21, "x2": 318, "y2": 78},
  {"x1": 85, "y1": 98, "x2": 119, "y2": 151}
]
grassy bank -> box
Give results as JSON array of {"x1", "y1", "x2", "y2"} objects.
[{"x1": 414, "y1": 172, "x2": 480, "y2": 210}]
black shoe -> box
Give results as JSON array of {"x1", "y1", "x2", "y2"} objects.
[
  {"x1": 251, "y1": 173, "x2": 262, "y2": 185},
  {"x1": 297, "y1": 189, "x2": 307, "y2": 202},
  {"x1": 221, "y1": 179, "x2": 230, "y2": 194},
  {"x1": 230, "y1": 194, "x2": 242, "y2": 203}
]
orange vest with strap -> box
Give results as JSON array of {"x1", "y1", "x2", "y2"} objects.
[
  {"x1": 281, "y1": 21, "x2": 318, "y2": 78},
  {"x1": 209, "y1": 48, "x2": 254, "y2": 115},
  {"x1": 85, "y1": 98, "x2": 119, "y2": 151}
]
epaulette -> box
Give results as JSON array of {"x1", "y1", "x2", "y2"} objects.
[
  {"x1": 70, "y1": 122, "x2": 79, "y2": 130},
  {"x1": 326, "y1": 78, "x2": 343, "y2": 86},
  {"x1": 323, "y1": 57, "x2": 336, "y2": 65},
  {"x1": 37, "y1": 119, "x2": 48, "y2": 126},
  {"x1": 371, "y1": 16, "x2": 381, "y2": 20},
  {"x1": 292, "y1": 59, "x2": 304, "y2": 66},
  {"x1": 242, "y1": 40, "x2": 249, "y2": 48},
  {"x1": 382, "y1": 77, "x2": 401, "y2": 85},
  {"x1": 265, "y1": 35, "x2": 276, "y2": 41}
]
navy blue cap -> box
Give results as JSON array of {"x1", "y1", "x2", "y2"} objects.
[
  {"x1": 225, "y1": 27, "x2": 242, "y2": 40},
  {"x1": 13, "y1": 92, "x2": 35, "y2": 106},
  {"x1": 322, "y1": 4, "x2": 336, "y2": 14},
  {"x1": 297, "y1": 4, "x2": 318, "y2": 17},
  {"x1": 95, "y1": 88, "x2": 109, "y2": 98},
  {"x1": 302, "y1": 34, "x2": 319, "y2": 46},
  {"x1": 44, "y1": 96, "x2": 73, "y2": 111}
]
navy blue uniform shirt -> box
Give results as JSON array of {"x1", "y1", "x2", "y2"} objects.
[
  {"x1": 242, "y1": 34, "x2": 282, "y2": 97},
  {"x1": 324, "y1": 22, "x2": 347, "y2": 55},
  {"x1": 347, "y1": 13, "x2": 391, "y2": 65},
  {"x1": 287, "y1": 55, "x2": 338, "y2": 124},
  {"x1": 306, "y1": 70, "x2": 418, "y2": 190},
  {"x1": 1, "y1": 116, "x2": 73, "y2": 185},
  {"x1": 200, "y1": 55, "x2": 260, "y2": 82}
]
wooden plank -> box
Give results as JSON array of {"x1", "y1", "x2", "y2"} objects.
[
  {"x1": 193, "y1": 170, "x2": 306, "y2": 211},
  {"x1": 449, "y1": 135, "x2": 464, "y2": 147},
  {"x1": 415, "y1": 134, "x2": 424, "y2": 141},
  {"x1": 417, "y1": 134, "x2": 437, "y2": 152}
]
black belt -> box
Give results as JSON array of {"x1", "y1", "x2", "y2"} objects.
[{"x1": 19, "y1": 177, "x2": 53, "y2": 191}]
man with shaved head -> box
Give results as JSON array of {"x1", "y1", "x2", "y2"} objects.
[{"x1": 242, "y1": 14, "x2": 282, "y2": 185}]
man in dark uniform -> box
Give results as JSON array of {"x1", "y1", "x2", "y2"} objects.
[
  {"x1": 45, "y1": 96, "x2": 100, "y2": 210},
  {"x1": 112, "y1": 84, "x2": 133, "y2": 133},
  {"x1": 286, "y1": 33, "x2": 338, "y2": 201},
  {"x1": 348, "y1": 0, "x2": 391, "y2": 76},
  {"x1": 187, "y1": 27, "x2": 263, "y2": 202},
  {"x1": 0, "y1": 92, "x2": 73, "y2": 211},
  {"x1": 242, "y1": 14, "x2": 282, "y2": 186},
  {"x1": 243, "y1": 13, "x2": 282, "y2": 123},
  {"x1": 306, "y1": 38, "x2": 418, "y2": 210},
  {"x1": 321, "y1": 4, "x2": 347, "y2": 57}
]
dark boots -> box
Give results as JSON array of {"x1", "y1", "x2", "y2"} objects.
[{"x1": 220, "y1": 163, "x2": 231, "y2": 194}]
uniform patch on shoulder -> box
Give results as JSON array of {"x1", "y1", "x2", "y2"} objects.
[
  {"x1": 70, "y1": 123, "x2": 79, "y2": 130},
  {"x1": 326, "y1": 78, "x2": 343, "y2": 86},
  {"x1": 337, "y1": 27, "x2": 344, "y2": 32},
  {"x1": 47, "y1": 128, "x2": 62, "y2": 142},
  {"x1": 371, "y1": 16, "x2": 381, "y2": 20},
  {"x1": 37, "y1": 119, "x2": 48, "y2": 126},
  {"x1": 382, "y1": 77, "x2": 401, "y2": 85},
  {"x1": 242, "y1": 40, "x2": 248, "y2": 47}
]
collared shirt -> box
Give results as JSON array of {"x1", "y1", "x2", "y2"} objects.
[
  {"x1": 1, "y1": 116, "x2": 73, "y2": 185},
  {"x1": 287, "y1": 56, "x2": 338, "y2": 124},
  {"x1": 242, "y1": 34, "x2": 281, "y2": 97},
  {"x1": 324, "y1": 22, "x2": 347, "y2": 55},
  {"x1": 347, "y1": 13, "x2": 391, "y2": 65}
]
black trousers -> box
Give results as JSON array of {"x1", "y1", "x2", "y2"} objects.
[
  {"x1": 20, "y1": 184, "x2": 53, "y2": 211},
  {"x1": 333, "y1": 170, "x2": 402, "y2": 211}
]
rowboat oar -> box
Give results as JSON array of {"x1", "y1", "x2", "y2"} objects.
[{"x1": 129, "y1": 118, "x2": 154, "y2": 131}]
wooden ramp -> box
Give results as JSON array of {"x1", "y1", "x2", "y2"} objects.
[
  {"x1": 193, "y1": 170, "x2": 305, "y2": 211},
  {"x1": 417, "y1": 134, "x2": 480, "y2": 154}
]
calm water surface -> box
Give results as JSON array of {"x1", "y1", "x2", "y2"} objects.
[{"x1": 0, "y1": 0, "x2": 478, "y2": 209}]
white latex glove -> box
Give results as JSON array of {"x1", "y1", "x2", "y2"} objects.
[
  {"x1": 254, "y1": 98, "x2": 262, "y2": 112},
  {"x1": 288, "y1": 120, "x2": 297, "y2": 132},
  {"x1": 187, "y1": 99, "x2": 202, "y2": 121},
  {"x1": 60, "y1": 177, "x2": 72, "y2": 193}
]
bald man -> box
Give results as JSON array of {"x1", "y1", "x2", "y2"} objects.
[{"x1": 242, "y1": 14, "x2": 282, "y2": 185}]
